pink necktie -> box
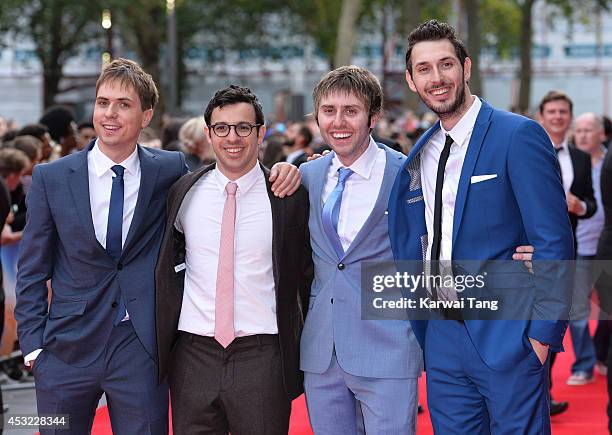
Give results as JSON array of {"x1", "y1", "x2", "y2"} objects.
[{"x1": 215, "y1": 182, "x2": 238, "y2": 348}]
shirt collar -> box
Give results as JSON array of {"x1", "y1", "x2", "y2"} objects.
[
  {"x1": 554, "y1": 137, "x2": 569, "y2": 152},
  {"x1": 440, "y1": 96, "x2": 481, "y2": 147},
  {"x1": 214, "y1": 161, "x2": 262, "y2": 196},
  {"x1": 331, "y1": 136, "x2": 378, "y2": 180},
  {"x1": 91, "y1": 140, "x2": 139, "y2": 178}
]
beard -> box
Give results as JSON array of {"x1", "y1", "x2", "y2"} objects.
[{"x1": 420, "y1": 80, "x2": 467, "y2": 118}]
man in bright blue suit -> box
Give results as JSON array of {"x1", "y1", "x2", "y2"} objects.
[
  {"x1": 388, "y1": 21, "x2": 574, "y2": 434},
  {"x1": 299, "y1": 66, "x2": 423, "y2": 434}
]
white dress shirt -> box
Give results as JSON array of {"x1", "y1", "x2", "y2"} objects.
[
  {"x1": 554, "y1": 138, "x2": 574, "y2": 194},
  {"x1": 421, "y1": 96, "x2": 481, "y2": 262},
  {"x1": 321, "y1": 137, "x2": 386, "y2": 251},
  {"x1": 26, "y1": 142, "x2": 140, "y2": 365},
  {"x1": 176, "y1": 162, "x2": 277, "y2": 337},
  {"x1": 88, "y1": 141, "x2": 141, "y2": 250}
]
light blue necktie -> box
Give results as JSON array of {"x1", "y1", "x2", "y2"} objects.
[
  {"x1": 107, "y1": 165, "x2": 126, "y2": 324},
  {"x1": 322, "y1": 167, "x2": 354, "y2": 259}
]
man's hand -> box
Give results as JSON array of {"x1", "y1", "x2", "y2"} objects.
[
  {"x1": 567, "y1": 192, "x2": 586, "y2": 216},
  {"x1": 269, "y1": 162, "x2": 301, "y2": 198},
  {"x1": 528, "y1": 337, "x2": 549, "y2": 365},
  {"x1": 512, "y1": 245, "x2": 534, "y2": 273}
]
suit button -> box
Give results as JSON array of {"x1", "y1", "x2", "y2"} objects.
[
  {"x1": 112, "y1": 302, "x2": 118, "y2": 308},
  {"x1": 338, "y1": 263, "x2": 345, "y2": 270},
  {"x1": 117, "y1": 263, "x2": 123, "y2": 270},
  {"x1": 331, "y1": 298, "x2": 334, "y2": 304}
]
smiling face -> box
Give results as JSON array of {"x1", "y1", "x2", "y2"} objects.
[
  {"x1": 93, "y1": 80, "x2": 153, "y2": 157},
  {"x1": 206, "y1": 102, "x2": 265, "y2": 180},
  {"x1": 540, "y1": 99, "x2": 572, "y2": 145},
  {"x1": 317, "y1": 91, "x2": 378, "y2": 166},
  {"x1": 406, "y1": 39, "x2": 471, "y2": 126}
]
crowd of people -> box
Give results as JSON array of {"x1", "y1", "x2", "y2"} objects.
[{"x1": 0, "y1": 18, "x2": 611, "y2": 435}]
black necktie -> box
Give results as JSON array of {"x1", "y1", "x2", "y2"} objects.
[
  {"x1": 431, "y1": 135, "x2": 454, "y2": 264},
  {"x1": 554, "y1": 147, "x2": 564, "y2": 185}
]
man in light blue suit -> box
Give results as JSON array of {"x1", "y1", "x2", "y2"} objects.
[
  {"x1": 299, "y1": 66, "x2": 423, "y2": 434},
  {"x1": 388, "y1": 21, "x2": 574, "y2": 434}
]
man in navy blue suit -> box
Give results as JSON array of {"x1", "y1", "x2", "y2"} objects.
[
  {"x1": 14, "y1": 59, "x2": 300, "y2": 434},
  {"x1": 388, "y1": 21, "x2": 574, "y2": 434}
]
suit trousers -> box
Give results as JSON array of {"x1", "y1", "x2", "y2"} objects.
[
  {"x1": 304, "y1": 353, "x2": 418, "y2": 435},
  {"x1": 425, "y1": 320, "x2": 551, "y2": 435},
  {"x1": 33, "y1": 320, "x2": 168, "y2": 435},
  {"x1": 169, "y1": 332, "x2": 290, "y2": 435}
]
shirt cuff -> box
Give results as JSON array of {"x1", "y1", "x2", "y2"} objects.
[{"x1": 24, "y1": 349, "x2": 43, "y2": 366}]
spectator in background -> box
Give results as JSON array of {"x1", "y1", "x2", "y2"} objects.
[
  {"x1": 39, "y1": 105, "x2": 77, "y2": 158},
  {"x1": 8, "y1": 135, "x2": 42, "y2": 194},
  {"x1": 178, "y1": 117, "x2": 215, "y2": 171},
  {"x1": 76, "y1": 122, "x2": 96, "y2": 150},
  {"x1": 568, "y1": 113, "x2": 607, "y2": 386},
  {"x1": 138, "y1": 127, "x2": 162, "y2": 149},
  {"x1": 539, "y1": 90, "x2": 596, "y2": 415},
  {"x1": 0, "y1": 116, "x2": 7, "y2": 139},
  {"x1": 0, "y1": 148, "x2": 30, "y2": 247},
  {"x1": 261, "y1": 134, "x2": 286, "y2": 169},
  {"x1": 162, "y1": 117, "x2": 186, "y2": 151},
  {"x1": 18, "y1": 124, "x2": 53, "y2": 162},
  {"x1": 283, "y1": 122, "x2": 312, "y2": 167},
  {"x1": 0, "y1": 146, "x2": 25, "y2": 417}
]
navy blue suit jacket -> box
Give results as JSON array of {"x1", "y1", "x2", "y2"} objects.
[
  {"x1": 15, "y1": 142, "x2": 187, "y2": 367},
  {"x1": 388, "y1": 100, "x2": 574, "y2": 370}
]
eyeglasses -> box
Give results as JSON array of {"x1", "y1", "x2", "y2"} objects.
[{"x1": 210, "y1": 122, "x2": 262, "y2": 137}]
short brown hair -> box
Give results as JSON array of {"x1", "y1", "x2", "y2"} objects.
[
  {"x1": 312, "y1": 65, "x2": 383, "y2": 124},
  {"x1": 539, "y1": 90, "x2": 573, "y2": 115},
  {"x1": 96, "y1": 58, "x2": 159, "y2": 110},
  {"x1": 10, "y1": 135, "x2": 42, "y2": 162},
  {"x1": 0, "y1": 148, "x2": 30, "y2": 178},
  {"x1": 406, "y1": 20, "x2": 469, "y2": 75}
]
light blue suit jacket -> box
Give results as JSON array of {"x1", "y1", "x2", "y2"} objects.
[
  {"x1": 300, "y1": 142, "x2": 422, "y2": 378},
  {"x1": 388, "y1": 100, "x2": 574, "y2": 371}
]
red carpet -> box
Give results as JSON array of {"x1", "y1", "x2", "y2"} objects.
[{"x1": 90, "y1": 329, "x2": 608, "y2": 434}]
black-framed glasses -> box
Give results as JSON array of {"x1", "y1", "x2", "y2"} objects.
[{"x1": 210, "y1": 122, "x2": 262, "y2": 137}]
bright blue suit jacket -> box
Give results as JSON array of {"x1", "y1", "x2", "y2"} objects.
[
  {"x1": 15, "y1": 142, "x2": 187, "y2": 367},
  {"x1": 388, "y1": 100, "x2": 574, "y2": 370}
]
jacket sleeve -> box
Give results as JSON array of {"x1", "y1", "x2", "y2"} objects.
[
  {"x1": 14, "y1": 166, "x2": 57, "y2": 355},
  {"x1": 507, "y1": 119, "x2": 575, "y2": 350}
]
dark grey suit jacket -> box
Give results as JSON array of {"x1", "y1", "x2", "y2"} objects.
[{"x1": 155, "y1": 162, "x2": 313, "y2": 400}]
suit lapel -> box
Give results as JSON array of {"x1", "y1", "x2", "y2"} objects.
[
  {"x1": 263, "y1": 164, "x2": 283, "y2": 293},
  {"x1": 311, "y1": 153, "x2": 339, "y2": 259},
  {"x1": 122, "y1": 146, "x2": 161, "y2": 256},
  {"x1": 452, "y1": 100, "x2": 493, "y2": 249},
  {"x1": 68, "y1": 144, "x2": 107, "y2": 254}
]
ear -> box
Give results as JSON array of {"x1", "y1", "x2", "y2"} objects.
[
  {"x1": 463, "y1": 57, "x2": 472, "y2": 83},
  {"x1": 405, "y1": 70, "x2": 417, "y2": 93},
  {"x1": 141, "y1": 109, "x2": 154, "y2": 128},
  {"x1": 257, "y1": 125, "x2": 267, "y2": 145},
  {"x1": 369, "y1": 111, "x2": 382, "y2": 130},
  {"x1": 204, "y1": 124, "x2": 211, "y2": 138}
]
